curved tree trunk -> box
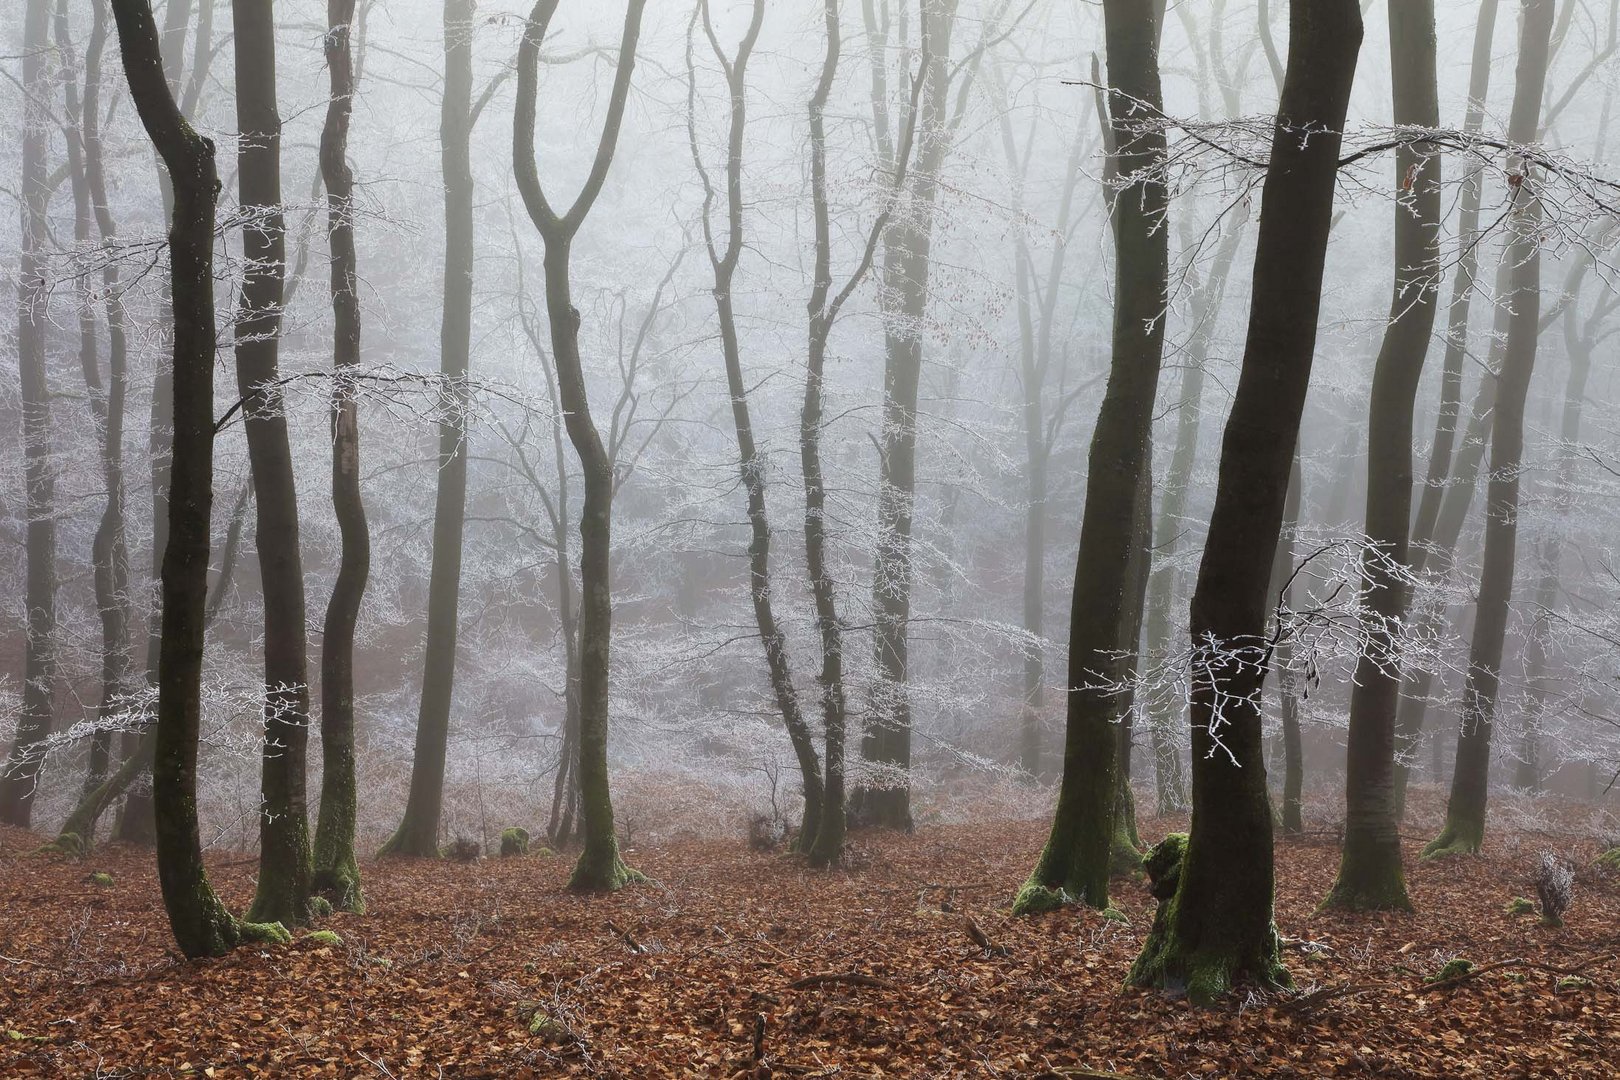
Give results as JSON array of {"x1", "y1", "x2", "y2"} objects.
[
  {"x1": 686, "y1": 0, "x2": 825, "y2": 848},
  {"x1": 1324, "y1": 0, "x2": 1440, "y2": 912},
  {"x1": 110, "y1": 0, "x2": 243, "y2": 958},
  {"x1": 313, "y1": 0, "x2": 369, "y2": 914},
  {"x1": 1129, "y1": 0, "x2": 1361, "y2": 1004},
  {"x1": 1424, "y1": 0, "x2": 1554, "y2": 860},
  {"x1": 513, "y1": 0, "x2": 648, "y2": 893},
  {"x1": 1015, "y1": 0, "x2": 1168, "y2": 914}
]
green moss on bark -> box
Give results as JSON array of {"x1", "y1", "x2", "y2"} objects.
[
  {"x1": 1321, "y1": 840, "x2": 1413, "y2": 912},
  {"x1": 567, "y1": 838, "x2": 644, "y2": 893},
  {"x1": 500, "y1": 827, "x2": 531, "y2": 857},
  {"x1": 1596, "y1": 847, "x2": 1620, "y2": 870},
  {"x1": 1011, "y1": 881, "x2": 1071, "y2": 915},
  {"x1": 237, "y1": 920, "x2": 292, "y2": 945},
  {"x1": 1421, "y1": 816, "x2": 1484, "y2": 859}
]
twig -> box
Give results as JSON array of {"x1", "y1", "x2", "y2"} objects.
[
  {"x1": 788, "y1": 972, "x2": 901, "y2": 991},
  {"x1": 1420, "y1": 952, "x2": 1614, "y2": 993},
  {"x1": 604, "y1": 920, "x2": 645, "y2": 955}
]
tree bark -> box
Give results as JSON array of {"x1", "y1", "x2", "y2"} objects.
[
  {"x1": 313, "y1": 0, "x2": 368, "y2": 913},
  {"x1": 513, "y1": 0, "x2": 648, "y2": 893},
  {"x1": 1016, "y1": 0, "x2": 1168, "y2": 914},
  {"x1": 1129, "y1": 0, "x2": 1361, "y2": 1004},
  {"x1": 686, "y1": 0, "x2": 825, "y2": 849},
  {"x1": 231, "y1": 0, "x2": 313, "y2": 927},
  {"x1": 0, "y1": 0, "x2": 58, "y2": 829},
  {"x1": 382, "y1": 0, "x2": 475, "y2": 859},
  {"x1": 1271, "y1": 451, "x2": 1304, "y2": 835},
  {"x1": 109, "y1": 0, "x2": 242, "y2": 958},
  {"x1": 1324, "y1": 0, "x2": 1440, "y2": 912},
  {"x1": 1424, "y1": 0, "x2": 1554, "y2": 859}
]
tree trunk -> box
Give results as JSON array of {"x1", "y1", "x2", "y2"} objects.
[
  {"x1": 56, "y1": 0, "x2": 134, "y2": 821},
  {"x1": 1015, "y1": 0, "x2": 1168, "y2": 914},
  {"x1": 1142, "y1": 214, "x2": 1247, "y2": 817},
  {"x1": 110, "y1": 0, "x2": 240, "y2": 957},
  {"x1": 687, "y1": 0, "x2": 825, "y2": 848},
  {"x1": 232, "y1": 0, "x2": 313, "y2": 927},
  {"x1": 312, "y1": 0, "x2": 368, "y2": 914},
  {"x1": 1271, "y1": 451, "x2": 1304, "y2": 835},
  {"x1": 382, "y1": 0, "x2": 475, "y2": 859},
  {"x1": 0, "y1": 0, "x2": 58, "y2": 829},
  {"x1": 1324, "y1": 0, "x2": 1440, "y2": 912},
  {"x1": 1424, "y1": 0, "x2": 1554, "y2": 860},
  {"x1": 512, "y1": 0, "x2": 648, "y2": 892},
  {"x1": 855, "y1": 0, "x2": 963, "y2": 831},
  {"x1": 1129, "y1": 0, "x2": 1361, "y2": 1004}
]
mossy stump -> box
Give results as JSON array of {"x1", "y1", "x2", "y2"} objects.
[{"x1": 500, "y1": 827, "x2": 531, "y2": 857}]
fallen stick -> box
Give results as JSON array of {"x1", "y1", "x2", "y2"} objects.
[
  {"x1": 604, "y1": 920, "x2": 645, "y2": 955},
  {"x1": 788, "y1": 972, "x2": 901, "y2": 991},
  {"x1": 1420, "y1": 952, "x2": 1614, "y2": 993}
]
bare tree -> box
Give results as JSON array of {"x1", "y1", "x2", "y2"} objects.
[
  {"x1": 512, "y1": 0, "x2": 648, "y2": 893},
  {"x1": 1129, "y1": 0, "x2": 1362, "y2": 1004}
]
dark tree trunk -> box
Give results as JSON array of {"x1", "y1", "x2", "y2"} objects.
[
  {"x1": 0, "y1": 0, "x2": 58, "y2": 829},
  {"x1": 686, "y1": 0, "x2": 825, "y2": 848},
  {"x1": 383, "y1": 0, "x2": 475, "y2": 859},
  {"x1": 120, "y1": 0, "x2": 201, "y2": 850},
  {"x1": 231, "y1": 0, "x2": 313, "y2": 927},
  {"x1": 109, "y1": 0, "x2": 240, "y2": 957},
  {"x1": 313, "y1": 0, "x2": 369, "y2": 914},
  {"x1": 1424, "y1": 0, "x2": 1554, "y2": 860},
  {"x1": 1129, "y1": 0, "x2": 1361, "y2": 1004},
  {"x1": 513, "y1": 0, "x2": 648, "y2": 893},
  {"x1": 1324, "y1": 0, "x2": 1440, "y2": 912},
  {"x1": 1016, "y1": 0, "x2": 1168, "y2": 914}
]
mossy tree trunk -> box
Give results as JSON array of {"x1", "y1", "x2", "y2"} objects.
[
  {"x1": 1016, "y1": 0, "x2": 1167, "y2": 915},
  {"x1": 1129, "y1": 0, "x2": 1361, "y2": 1004},
  {"x1": 686, "y1": 0, "x2": 825, "y2": 849},
  {"x1": 0, "y1": 0, "x2": 58, "y2": 830},
  {"x1": 513, "y1": 0, "x2": 647, "y2": 893},
  {"x1": 1324, "y1": 0, "x2": 1440, "y2": 912},
  {"x1": 382, "y1": 0, "x2": 474, "y2": 860},
  {"x1": 232, "y1": 0, "x2": 313, "y2": 928},
  {"x1": 109, "y1": 0, "x2": 240, "y2": 958},
  {"x1": 1425, "y1": 0, "x2": 1554, "y2": 860},
  {"x1": 312, "y1": 0, "x2": 368, "y2": 914}
]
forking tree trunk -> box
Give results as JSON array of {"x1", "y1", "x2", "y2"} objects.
[
  {"x1": 313, "y1": 0, "x2": 369, "y2": 914},
  {"x1": 382, "y1": 0, "x2": 475, "y2": 859},
  {"x1": 1424, "y1": 0, "x2": 1554, "y2": 860},
  {"x1": 686, "y1": 0, "x2": 825, "y2": 849},
  {"x1": 513, "y1": 0, "x2": 648, "y2": 893},
  {"x1": 1129, "y1": 0, "x2": 1361, "y2": 1005},
  {"x1": 233, "y1": 0, "x2": 313, "y2": 928},
  {"x1": 1323, "y1": 0, "x2": 1440, "y2": 912},
  {"x1": 0, "y1": 0, "x2": 58, "y2": 829},
  {"x1": 1014, "y1": 0, "x2": 1168, "y2": 914}
]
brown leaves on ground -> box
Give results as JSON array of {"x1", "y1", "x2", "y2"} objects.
[{"x1": 2, "y1": 802, "x2": 1617, "y2": 1078}]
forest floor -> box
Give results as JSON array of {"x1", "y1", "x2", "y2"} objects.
[{"x1": 2, "y1": 792, "x2": 1619, "y2": 1078}]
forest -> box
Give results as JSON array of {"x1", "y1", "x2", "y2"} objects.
[{"x1": 2, "y1": 0, "x2": 1620, "y2": 1075}]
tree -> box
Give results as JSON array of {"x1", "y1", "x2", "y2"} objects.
[
  {"x1": 1014, "y1": 0, "x2": 1168, "y2": 914},
  {"x1": 1323, "y1": 0, "x2": 1440, "y2": 912},
  {"x1": 1129, "y1": 0, "x2": 1362, "y2": 1004},
  {"x1": 230, "y1": 0, "x2": 314, "y2": 927},
  {"x1": 685, "y1": 0, "x2": 825, "y2": 849},
  {"x1": 312, "y1": 0, "x2": 369, "y2": 914},
  {"x1": 108, "y1": 0, "x2": 286, "y2": 957},
  {"x1": 1424, "y1": 0, "x2": 1556, "y2": 860},
  {"x1": 382, "y1": 0, "x2": 477, "y2": 859},
  {"x1": 58, "y1": 0, "x2": 134, "y2": 816},
  {"x1": 0, "y1": 0, "x2": 58, "y2": 829},
  {"x1": 512, "y1": 0, "x2": 648, "y2": 893},
  {"x1": 1271, "y1": 453, "x2": 1304, "y2": 834}
]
